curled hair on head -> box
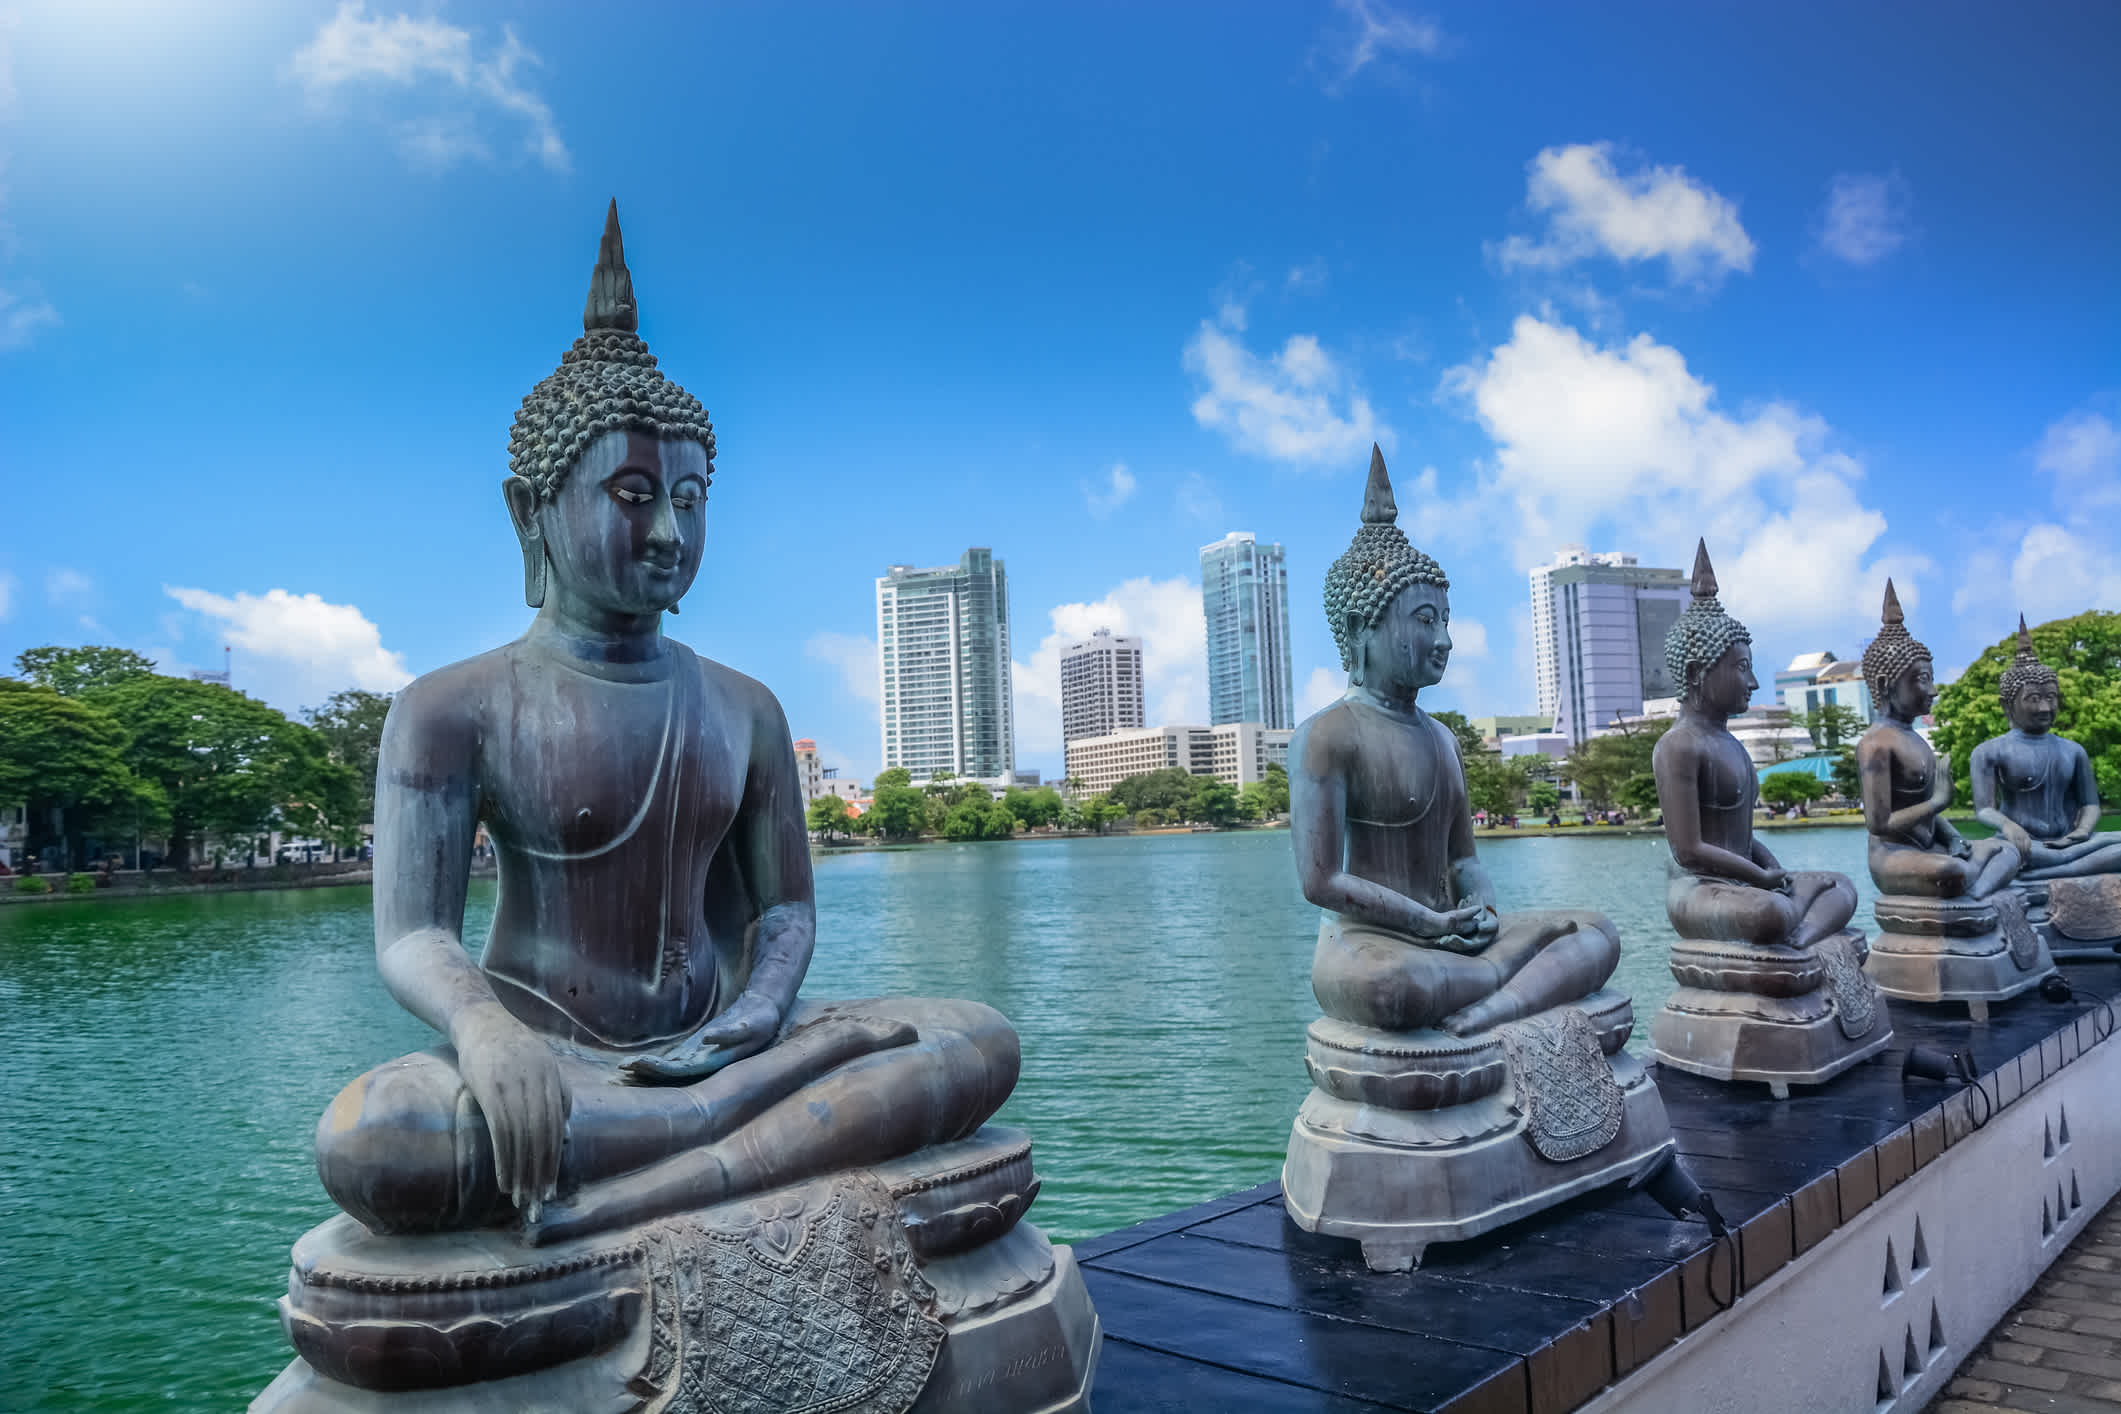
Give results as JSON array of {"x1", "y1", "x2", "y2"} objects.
[
  {"x1": 1664, "y1": 540, "x2": 1752, "y2": 694},
  {"x1": 506, "y1": 200, "x2": 717, "y2": 501},
  {"x1": 1861, "y1": 579, "x2": 1933, "y2": 705},
  {"x1": 1998, "y1": 615, "x2": 2060, "y2": 714},
  {"x1": 1322, "y1": 446, "x2": 1449, "y2": 670}
]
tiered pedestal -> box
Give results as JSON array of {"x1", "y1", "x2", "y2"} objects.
[
  {"x1": 2019, "y1": 876, "x2": 2121, "y2": 962},
  {"x1": 252, "y1": 1127, "x2": 1099, "y2": 1414},
  {"x1": 1649, "y1": 928, "x2": 1893, "y2": 1098},
  {"x1": 1867, "y1": 891, "x2": 2056, "y2": 1021},
  {"x1": 1282, "y1": 990, "x2": 1676, "y2": 1273}
]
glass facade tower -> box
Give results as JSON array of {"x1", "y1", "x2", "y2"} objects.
[
  {"x1": 1200, "y1": 532, "x2": 1294, "y2": 730},
  {"x1": 876, "y1": 549, "x2": 1015, "y2": 780}
]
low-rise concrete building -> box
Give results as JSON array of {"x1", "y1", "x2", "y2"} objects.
[{"x1": 1064, "y1": 722, "x2": 1292, "y2": 796}]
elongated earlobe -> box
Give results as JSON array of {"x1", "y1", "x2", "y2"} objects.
[{"x1": 502, "y1": 476, "x2": 548, "y2": 609}]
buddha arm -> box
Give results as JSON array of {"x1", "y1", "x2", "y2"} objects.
[
  {"x1": 730, "y1": 688, "x2": 815, "y2": 1018},
  {"x1": 1861, "y1": 735, "x2": 1942, "y2": 840},
  {"x1": 370, "y1": 682, "x2": 492, "y2": 1039},
  {"x1": 1968, "y1": 743, "x2": 2030, "y2": 848},
  {"x1": 2067, "y1": 746, "x2": 2102, "y2": 843}
]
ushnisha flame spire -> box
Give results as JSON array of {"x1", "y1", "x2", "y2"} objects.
[
  {"x1": 1664, "y1": 538, "x2": 1751, "y2": 692},
  {"x1": 1861, "y1": 578, "x2": 1932, "y2": 705},
  {"x1": 1999, "y1": 612, "x2": 2060, "y2": 712},
  {"x1": 1322, "y1": 444, "x2": 1448, "y2": 672},
  {"x1": 507, "y1": 200, "x2": 716, "y2": 500}
]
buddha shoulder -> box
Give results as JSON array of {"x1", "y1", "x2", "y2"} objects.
[{"x1": 378, "y1": 648, "x2": 518, "y2": 764}]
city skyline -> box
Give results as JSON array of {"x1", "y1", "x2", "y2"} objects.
[{"x1": 3, "y1": 5, "x2": 2114, "y2": 790}]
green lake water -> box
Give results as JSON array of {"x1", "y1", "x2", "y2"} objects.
[{"x1": 0, "y1": 827, "x2": 1881, "y2": 1411}]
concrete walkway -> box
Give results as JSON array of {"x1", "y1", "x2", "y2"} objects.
[{"x1": 1930, "y1": 1195, "x2": 2121, "y2": 1412}]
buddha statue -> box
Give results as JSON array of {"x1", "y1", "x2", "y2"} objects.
[
  {"x1": 1280, "y1": 446, "x2": 1675, "y2": 1274},
  {"x1": 1856, "y1": 582, "x2": 2052, "y2": 1018},
  {"x1": 255, "y1": 204, "x2": 1099, "y2": 1414},
  {"x1": 1967, "y1": 618, "x2": 2121, "y2": 953},
  {"x1": 1646, "y1": 542, "x2": 1889, "y2": 1096}
]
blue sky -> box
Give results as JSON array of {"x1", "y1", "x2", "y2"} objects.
[{"x1": 3, "y1": 1, "x2": 2117, "y2": 785}]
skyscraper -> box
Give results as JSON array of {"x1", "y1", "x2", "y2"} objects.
[
  {"x1": 1059, "y1": 628, "x2": 1144, "y2": 744},
  {"x1": 1200, "y1": 532, "x2": 1294, "y2": 729},
  {"x1": 876, "y1": 549, "x2": 1015, "y2": 780},
  {"x1": 1529, "y1": 546, "x2": 1688, "y2": 744}
]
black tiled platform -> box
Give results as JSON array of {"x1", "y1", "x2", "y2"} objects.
[{"x1": 1080, "y1": 960, "x2": 2121, "y2": 1414}]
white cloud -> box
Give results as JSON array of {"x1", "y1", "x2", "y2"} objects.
[
  {"x1": 0, "y1": 285, "x2": 58, "y2": 352},
  {"x1": 0, "y1": 570, "x2": 12, "y2": 622},
  {"x1": 1450, "y1": 617, "x2": 1490, "y2": 660},
  {"x1": 1299, "y1": 666, "x2": 1346, "y2": 718},
  {"x1": 2036, "y1": 409, "x2": 2121, "y2": 513},
  {"x1": 1287, "y1": 260, "x2": 1329, "y2": 294},
  {"x1": 1493, "y1": 143, "x2": 1755, "y2": 288},
  {"x1": 2005, "y1": 524, "x2": 2121, "y2": 623},
  {"x1": 1185, "y1": 321, "x2": 1385, "y2": 466},
  {"x1": 1082, "y1": 463, "x2": 1138, "y2": 518},
  {"x1": 1011, "y1": 578, "x2": 1206, "y2": 755},
  {"x1": 1316, "y1": 0, "x2": 1446, "y2": 93},
  {"x1": 1175, "y1": 472, "x2": 1225, "y2": 527},
  {"x1": 804, "y1": 632, "x2": 881, "y2": 718},
  {"x1": 165, "y1": 586, "x2": 413, "y2": 709},
  {"x1": 44, "y1": 568, "x2": 91, "y2": 604},
  {"x1": 290, "y1": 3, "x2": 569, "y2": 172},
  {"x1": 1444, "y1": 314, "x2": 1915, "y2": 639},
  {"x1": 1816, "y1": 172, "x2": 1912, "y2": 267}
]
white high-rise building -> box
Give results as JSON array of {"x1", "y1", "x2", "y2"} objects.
[
  {"x1": 876, "y1": 549, "x2": 1015, "y2": 781},
  {"x1": 1060, "y1": 629, "x2": 1144, "y2": 745},
  {"x1": 1064, "y1": 722, "x2": 1293, "y2": 796},
  {"x1": 1200, "y1": 532, "x2": 1294, "y2": 730},
  {"x1": 1529, "y1": 546, "x2": 1688, "y2": 745}
]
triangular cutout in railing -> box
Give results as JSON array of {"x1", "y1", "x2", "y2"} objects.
[
  {"x1": 1882, "y1": 1236, "x2": 1902, "y2": 1298},
  {"x1": 1911, "y1": 1218, "x2": 1930, "y2": 1275}
]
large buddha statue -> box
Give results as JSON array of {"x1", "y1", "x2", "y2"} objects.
[
  {"x1": 1856, "y1": 583, "x2": 2052, "y2": 1018},
  {"x1": 1646, "y1": 542, "x2": 1890, "y2": 1096},
  {"x1": 1971, "y1": 618, "x2": 2121, "y2": 953},
  {"x1": 1281, "y1": 447, "x2": 1674, "y2": 1274},
  {"x1": 255, "y1": 205, "x2": 1098, "y2": 1414}
]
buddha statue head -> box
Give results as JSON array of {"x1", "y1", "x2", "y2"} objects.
[
  {"x1": 1323, "y1": 445, "x2": 1451, "y2": 702},
  {"x1": 503, "y1": 201, "x2": 719, "y2": 620},
  {"x1": 1664, "y1": 539, "x2": 1755, "y2": 718},
  {"x1": 1998, "y1": 615, "x2": 2061, "y2": 735},
  {"x1": 1862, "y1": 580, "x2": 1935, "y2": 721}
]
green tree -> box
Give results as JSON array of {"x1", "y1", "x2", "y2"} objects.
[
  {"x1": 1829, "y1": 748, "x2": 1860, "y2": 801},
  {"x1": 1618, "y1": 772, "x2": 1662, "y2": 815},
  {"x1": 1002, "y1": 786, "x2": 1063, "y2": 829},
  {"x1": 1075, "y1": 794, "x2": 1121, "y2": 834},
  {"x1": 1429, "y1": 709, "x2": 1489, "y2": 759},
  {"x1": 1526, "y1": 779, "x2": 1561, "y2": 813},
  {"x1": 1236, "y1": 782, "x2": 1269, "y2": 822},
  {"x1": 865, "y1": 780, "x2": 928, "y2": 841},
  {"x1": 1258, "y1": 762, "x2": 1290, "y2": 816},
  {"x1": 305, "y1": 689, "x2": 393, "y2": 827},
  {"x1": 0, "y1": 680, "x2": 146, "y2": 870},
  {"x1": 1107, "y1": 767, "x2": 1198, "y2": 816},
  {"x1": 1761, "y1": 772, "x2": 1827, "y2": 810},
  {"x1": 13, "y1": 645, "x2": 158, "y2": 698},
  {"x1": 806, "y1": 794, "x2": 851, "y2": 841},
  {"x1": 1932, "y1": 610, "x2": 2121, "y2": 806},
  {"x1": 1185, "y1": 776, "x2": 1240, "y2": 826},
  {"x1": 1564, "y1": 719, "x2": 1671, "y2": 810},
  {"x1": 871, "y1": 767, "x2": 913, "y2": 792},
  {"x1": 86, "y1": 675, "x2": 354, "y2": 869},
  {"x1": 943, "y1": 796, "x2": 1018, "y2": 841},
  {"x1": 1802, "y1": 702, "x2": 1866, "y2": 751},
  {"x1": 1462, "y1": 751, "x2": 1531, "y2": 820}
]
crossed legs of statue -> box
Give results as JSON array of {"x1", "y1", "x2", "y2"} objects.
[
  {"x1": 1870, "y1": 838, "x2": 2021, "y2": 900},
  {"x1": 1666, "y1": 869, "x2": 1858, "y2": 951},
  {"x1": 314, "y1": 997, "x2": 1021, "y2": 1245},
  {"x1": 1311, "y1": 911, "x2": 1622, "y2": 1038},
  {"x1": 2021, "y1": 836, "x2": 2121, "y2": 880}
]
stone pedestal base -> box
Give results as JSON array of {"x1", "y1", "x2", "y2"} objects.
[
  {"x1": 252, "y1": 1127, "x2": 1099, "y2": 1414},
  {"x1": 1649, "y1": 930, "x2": 1893, "y2": 1097},
  {"x1": 2030, "y1": 876, "x2": 2121, "y2": 962},
  {"x1": 1283, "y1": 992, "x2": 1675, "y2": 1272},
  {"x1": 1866, "y1": 893, "x2": 2055, "y2": 1017}
]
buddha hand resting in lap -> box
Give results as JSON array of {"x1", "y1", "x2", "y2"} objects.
[
  {"x1": 1856, "y1": 582, "x2": 2020, "y2": 900},
  {"x1": 1292, "y1": 447, "x2": 1620, "y2": 1040},
  {"x1": 1970, "y1": 617, "x2": 2121, "y2": 881},
  {"x1": 1655, "y1": 542, "x2": 1858, "y2": 949},
  {"x1": 314, "y1": 204, "x2": 1016, "y2": 1247}
]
